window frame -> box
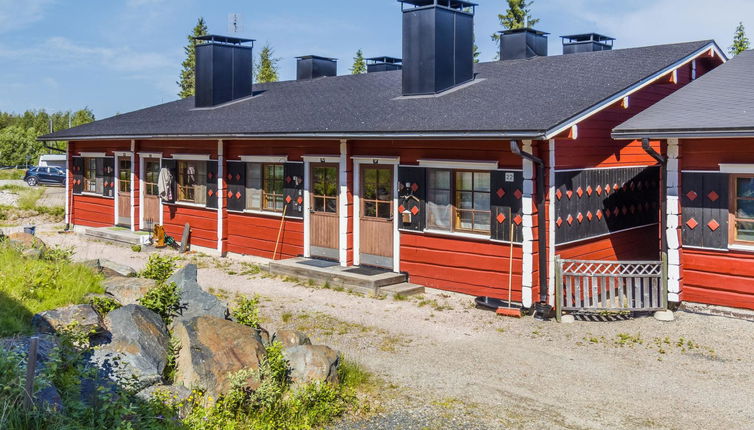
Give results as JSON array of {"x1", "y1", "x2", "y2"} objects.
[
  {"x1": 83, "y1": 157, "x2": 98, "y2": 194},
  {"x1": 360, "y1": 166, "x2": 393, "y2": 220},
  {"x1": 261, "y1": 163, "x2": 285, "y2": 213},
  {"x1": 729, "y1": 174, "x2": 754, "y2": 245},
  {"x1": 175, "y1": 159, "x2": 206, "y2": 205},
  {"x1": 426, "y1": 167, "x2": 491, "y2": 235},
  {"x1": 243, "y1": 162, "x2": 286, "y2": 214}
]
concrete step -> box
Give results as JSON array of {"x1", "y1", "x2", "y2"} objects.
[
  {"x1": 83, "y1": 227, "x2": 150, "y2": 246},
  {"x1": 268, "y1": 257, "x2": 407, "y2": 295},
  {"x1": 380, "y1": 282, "x2": 425, "y2": 297}
]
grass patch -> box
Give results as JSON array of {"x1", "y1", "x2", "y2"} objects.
[
  {"x1": 0, "y1": 184, "x2": 25, "y2": 193},
  {"x1": 0, "y1": 243, "x2": 104, "y2": 337},
  {"x1": 0, "y1": 169, "x2": 23, "y2": 180}
]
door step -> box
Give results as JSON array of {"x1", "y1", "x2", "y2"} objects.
[
  {"x1": 380, "y1": 282, "x2": 425, "y2": 297},
  {"x1": 82, "y1": 226, "x2": 150, "y2": 246},
  {"x1": 268, "y1": 257, "x2": 409, "y2": 296}
]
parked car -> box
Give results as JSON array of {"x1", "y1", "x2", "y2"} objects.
[{"x1": 24, "y1": 166, "x2": 66, "y2": 186}]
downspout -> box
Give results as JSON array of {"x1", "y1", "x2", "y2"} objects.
[
  {"x1": 510, "y1": 140, "x2": 549, "y2": 315},
  {"x1": 641, "y1": 138, "x2": 667, "y2": 257}
]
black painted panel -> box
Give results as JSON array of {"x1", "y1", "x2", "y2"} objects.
[
  {"x1": 490, "y1": 170, "x2": 523, "y2": 243},
  {"x1": 554, "y1": 166, "x2": 660, "y2": 245},
  {"x1": 226, "y1": 161, "x2": 246, "y2": 212},
  {"x1": 102, "y1": 157, "x2": 115, "y2": 198},
  {"x1": 205, "y1": 160, "x2": 218, "y2": 209},
  {"x1": 72, "y1": 157, "x2": 84, "y2": 195},
  {"x1": 398, "y1": 166, "x2": 426, "y2": 231},
  {"x1": 681, "y1": 172, "x2": 728, "y2": 249},
  {"x1": 283, "y1": 162, "x2": 304, "y2": 219}
]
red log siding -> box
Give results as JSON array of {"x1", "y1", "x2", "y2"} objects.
[
  {"x1": 400, "y1": 232, "x2": 523, "y2": 299},
  {"x1": 227, "y1": 213, "x2": 303, "y2": 259},
  {"x1": 162, "y1": 204, "x2": 217, "y2": 249},
  {"x1": 676, "y1": 137, "x2": 754, "y2": 310},
  {"x1": 225, "y1": 140, "x2": 339, "y2": 161},
  {"x1": 556, "y1": 225, "x2": 660, "y2": 261},
  {"x1": 682, "y1": 248, "x2": 754, "y2": 310},
  {"x1": 138, "y1": 140, "x2": 218, "y2": 158},
  {"x1": 350, "y1": 139, "x2": 521, "y2": 166}
]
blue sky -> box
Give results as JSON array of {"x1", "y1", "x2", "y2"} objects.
[{"x1": 0, "y1": 0, "x2": 751, "y2": 120}]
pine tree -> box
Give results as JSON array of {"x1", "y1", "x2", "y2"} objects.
[
  {"x1": 350, "y1": 49, "x2": 367, "y2": 74},
  {"x1": 255, "y1": 44, "x2": 280, "y2": 83},
  {"x1": 490, "y1": 0, "x2": 540, "y2": 50},
  {"x1": 177, "y1": 17, "x2": 208, "y2": 98},
  {"x1": 729, "y1": 22, "x2": 751, "y2": 56}
]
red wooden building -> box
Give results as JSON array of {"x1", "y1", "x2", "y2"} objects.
[
  {"x1": 614, "y1": 49, "x2": 754, "y2": 311},
  {"x1": 41, "y1": 1, "x2": 725, "y2": 313}
]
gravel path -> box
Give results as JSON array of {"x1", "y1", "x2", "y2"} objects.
[{"x1": 30, "y1": 226, "x2": 754, "y2": 430}]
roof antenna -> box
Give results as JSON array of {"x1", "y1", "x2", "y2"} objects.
[{"x1": 228, "y1": 13, "x2": 242, "y2": 34}]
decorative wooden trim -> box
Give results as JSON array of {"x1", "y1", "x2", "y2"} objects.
[
  {"x1": 719, "y1": 164, "x2": 754, "y2": 174},
  {"x1": 239, "y1": 155, "x2": 287, "y2": 163},
  {"x1": 170, "y1": 153, "x2": 211, "y2": 161},
  {"x1": 351, "y1": 156, "x2": 400, "y2": 164},
  {"x1": 338, "y1": 140, "x2": 348, "y2": 267},
  {"x1": 217, "y1": 140, "x2": 224, "y2": 254},
  {"x1": 302, "y1": 155, "x2": 340, "y2": 164},
  {"x1": 138, "y1": 152, "x2": 163, "y2": 158},
  {"x1": 417, "y1": 159, "x2": 499, "y2": 170},
  {"x1": 79, "y1": 152, "x2": 107, "y2": 158}
]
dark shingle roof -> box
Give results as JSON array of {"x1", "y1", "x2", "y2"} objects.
[
  {"x1": 613, "y1": 49, "x2": 754, "y2": 139},
  {"x1": 40, "y1": 40, "x2": 715, "y2": 141}
]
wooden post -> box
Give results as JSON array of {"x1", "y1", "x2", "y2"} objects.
[
  {"x1": 661, "y1": 251, "x2": 669, "y2": 309},
  {"x1": 23, "y1": 337, "x2": 39, "y2": 410},
  {"x1": 554, "y1": 257, "x2": 563, "y2": 322}
]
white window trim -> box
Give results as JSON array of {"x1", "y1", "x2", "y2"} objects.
[
  {"x1": 138, "y1": 152, "x2": 163, "y2": 158},
  {"x1": 418, "y1": 159, "x2": 499, "y2": 170},
  {"x1": 353, "y1": 157, "x2": 400, "y2": 272},
  {"x1": 302, "y1": 155, "x2": 340, "y2": 164},
  {"x1": 239, "y1": 155, "x2": 288, "y2": 163},
  {"x1": 79, "y1": 152, "x2": 107, "y2": 158},
  {"x1": 165, "y1": 201, "x2": 210, "y2": 209},
  {"x1": 729, "y1": 243, "x2": 754, "y2": 253},
  {"x1": 114, "y1": 151, "x2": 132, "y2": 157},
  {"x1": 719, "y1": 164, "x2": 754, "y2": 174},
  {"x1": 171, "y1": 154, "x2": 211, "y2": 161}
]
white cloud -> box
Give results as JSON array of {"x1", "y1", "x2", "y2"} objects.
[
  {"x1": 0, "y1": 0, "x2": 54, "y2": 33},
  {"x1": 547, "y1": 0, "x2": 754, "y2": 54}
]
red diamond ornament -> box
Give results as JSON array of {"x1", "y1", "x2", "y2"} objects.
[
  {"x1": 686, "y1": 218, "x2": 698, "y2": 229},
  {"x1": 556, "y1": 217, "x2": 563, "y2": 227},
  {"x1": 586, "y1": 185, "x2": 593, "y2": 196},
  {"x1": 555, "y1": 189, "x2": 563, "y2": 200},
  {"x1": 567, "y1": 215, "x2": 574, "y2": 225},
  {"x1": 496, "y1": 213, "x2": 506, "y2": 224},
  {"x1": 596, "y1": 185, "x2": 603, "y2": 195},
  {"x1": 686, "y1": 190, "x2": 698, "y2": 201},
  {"x1": 411, "y1": 206, "x2": 419, "y2": 215},
  {"x1": 707, "y1": 191, "x2": 719, "y2": 202},
  {"x1": 496, "y1": 188, "x2": 505, "y2": 199},
  {"x1": 297, "y1": 196, "x2": 303, "y2": 204},
  {"x1": 398, "y1": 205, "x2": 405, "y2": 213},
  {"x1": 596, "y1": 210, "x2": 603, "y2": 220},
  {"x1": 566, "y1": 190, "x2": 573, "y2": 199},
  {"x1": 235, "y1": 192, "x2": 241, "y2": 199},
  {"x1": 411, "y1": 183, "x2": 419, "y2": 192},
  {"x1": 586, "y1": 211, "x2": 593, "y2": 221},
  {"x1": 285, "y1": 195, "x2": 292, "y2": 203},
  {"x1": 514, "y1": 189, "x2": 523, "y2": 199},
  {"x1": 208, "y1": 190, "x2": 214, "y2": 196},
  {"x1": 227, "y1": 191, "x2": 233, "y2": 198},
  {"x1": 577, "y1": 212, "x2": 584, "y2": 223},
  {"x1": 707, "y1": 219, "x2": 720, "y2": 231},
  {"x1": 577, "y1": 187, "x2": 584, "y2": 198},
  {"x1": 513, "y1": 215, "x2": 522, "y2": 225},
  {"x1": 286, "y1": 176, "x2": 292, "y2": 183}
]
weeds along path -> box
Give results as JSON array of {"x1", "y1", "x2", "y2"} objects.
[{"x1": 40, "y1": 229, "x2": 754, "y2": 430}]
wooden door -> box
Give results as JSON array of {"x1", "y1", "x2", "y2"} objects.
[
  {"x1": 142, "y1": 158, "x2": 161, "y2": 231},
  {"x1": 359, "y1": 166, "x2": 394, "y2": 269},
  {"x1": 310, "y1": 164, "x2": 339, "y2": 260},
  {"x1": 117, "y1": 158, "x2": 131, "y2": 227}
]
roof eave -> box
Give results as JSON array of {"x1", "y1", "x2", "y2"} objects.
[{"x1": 612, "y1": 128, "x2": 754, "y2": 140}]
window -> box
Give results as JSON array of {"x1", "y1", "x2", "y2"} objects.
[
  {"x1": 176, "y1": 160, "x2": 206, "y2": 204},
  {"x1": 245, "y1": 163, "x2": 284, "y2": 212},
  {"x1": 362, "y1": 167, "x2": 392, "y2": 219},
  {"x1": 733, "y1": 175, "x2": 754, "y2": 243},
  {"x1": 83, "y1": 158, "x2": 99, "y2": 193},
  {"x1": 426, "y1": 169, "x2": 490, "y2": 234},
  {"x1": 118, "y1": 159, "x2": 131, "y2": 193},
  {"x1": 312, "y1": 166, "x2": 338, "y2": 213},
  {"x1": 144, "y1": 160, "x2": 160, "y2": 196}
]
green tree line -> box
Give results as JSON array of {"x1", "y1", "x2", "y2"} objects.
[{"x1": 0, "y1": 108, "x2": 94, "y2": 167}]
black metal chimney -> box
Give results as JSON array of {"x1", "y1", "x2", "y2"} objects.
[
  {"x1": 498, "y1": 28, "x2": 548, "y2": 61},
  {"x1": 366, "y1": 56, "x2": 403, "y2": 73},
  {"x1": 399, "y1": 0, "x2": 477, "y2": 96},
  {"x1": 561, "y1": 33, "x2": 615, "y2": 54},
  {"x1": 296, "y1": 56, "x2": 337, "y2": 80},
  {"x1": 194, "y1": 35, "x2": 254, "y2": 108}
]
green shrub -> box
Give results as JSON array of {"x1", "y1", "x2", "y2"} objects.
[
  {"x1": 163, "y1": 336, "x2": 181, "y2": 384},
  {"x1": 138, "y1": 282, "x2": 181, "y2": 326},
  {"x1": 141, "y1": 254, "x2": 178, "y2": 283},
  {"x1": 131, "y1": 245, "x2": 142, "y2": 252},
  {"x1": 87, "y1": 296, "x2": 121, "y2": 316},
  {"x1": 232, "y1": 295, "x2": 261, "y2": 329},
  {"x1": 41, "y1": 246, "x2": 73, "y2": 263}
]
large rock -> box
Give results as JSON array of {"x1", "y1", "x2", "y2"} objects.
[
  {"x1": 137, "y1": 384, "x2": 193, "y2": 418},
  {"x1": 272, "y1": 330, "x2": 311, "y2": 348},
  {"x1": 283, "y1": 345, "x2": 340, "y2": 385},
  {"x1": 104, "y1": 276, "x2": 157, "y2": 306},
  {"x1": 169, "y1": 265, "x2": 229, "y2": 323},
  {"x1": 32, "y1": 304, "x2": 104, "y2": 336},
  {"x1": 99, "y1": 259, "x2": 137, "y2": 277},
  {"x1": 91, "y1": 305, "x2": 170, "y2": 390},
  {"x1": 8, "y1": 232, "x2": 46, "y2": 250},
  {"x1": 173, "y1": 316, "x2": 266, "y2": 398}
]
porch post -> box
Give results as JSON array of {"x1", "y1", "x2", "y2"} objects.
[
  {"x1": 521, "y1": 140, "x2": 535, "y2": 308},
  {"x1": 338, "y1": 139, "x2": 348, "y2": 266},
  {"x1": 666, "y1": 138, "x2": 681, "y2": 303},
  {"x1": 65, "y1": 144, "x2": 71, "y2": 227},
  {"x1": 130, "y1": 140, "x2": 136, "y2": 231},
  {"x1": 217, "y1": 139, "x2": 226, "y2": 256},
  {"x1": 548, "y1": 139, "x2": 556, "y2": 306}
]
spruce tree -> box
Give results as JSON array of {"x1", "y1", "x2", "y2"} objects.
[
  {"x1": 730, "y1": 22, "x2": 751, "y2": 56},
  {"x1": 177, "y1": 17, "x2": 208, "y2": 98},
  {"x1": 350, "y1": 49, "x2": 367, "y2": 74},
  {"x1": 255, "y1": 44, "x2": 280, "y2": 83},
  {"x1": 490, "y1": 0, "x2": 540, "y2": 53}
]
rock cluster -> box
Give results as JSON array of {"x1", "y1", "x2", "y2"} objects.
[{"x1": 12, "y1": 260, "x2": 341, "y2": 412}]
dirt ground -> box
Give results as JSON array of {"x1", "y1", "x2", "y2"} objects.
[{"x1": 22, "y1": 225, "x2": 754, "y2": 430}]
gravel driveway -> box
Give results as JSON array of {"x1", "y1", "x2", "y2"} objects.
[{"x1": 31, "y1": 227, "x2": 754, "y2": 430}]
